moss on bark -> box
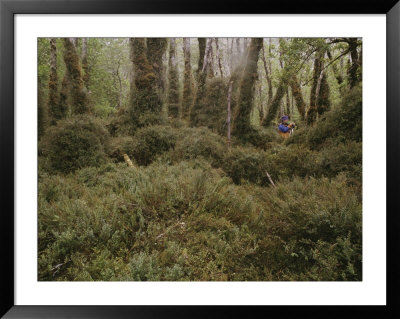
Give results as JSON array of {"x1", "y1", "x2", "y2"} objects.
[
  {"x1": 62, "y1": 38, "x2": 89, "y2": 115},
  {"x1": 232, "y1": 38, "x2": 263, "y2": 137}
]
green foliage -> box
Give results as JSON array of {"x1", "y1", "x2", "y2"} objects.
[
  {"x1": 129, "y1": 126, "x2": 178, "y2": 166},
  {"x1": 169, "y1": 127, "x2": 226, "y2": 168},
  {"x1": 189, "y1": 78, "x2": 228, "y2": 134},
  {"x1": 305, "y1": 85, "x2": 362, "y2": 149},
  {"x1": 38, "y1": 37, "x2": 363, "y2": 282},
  {"x1": 39, "y1": 115, "x2": 110, "y2": 173},
  {"x1": 93, "y1": 103, "x2": 117, "y2": 119},
  {"x1": 255, "y1": 175, "x2": 362, "y2": 280}
]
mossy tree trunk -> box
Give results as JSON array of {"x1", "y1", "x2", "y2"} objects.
[
  {"x1": 289, "y1": 74, "x2": 306, "y2": 120},
  {"x1": 182, "y1": 38, "x2": 193, "y2": 119},
  {"x1": 129, "y1": 38, "x2": 162, "y2": 124},
  {"x1": 81, "y1": 38, "x2": 89, "y2": 90},
  {"x1": 47, "y1": 38, "x2": 63, "y2": 124},
  {"x1": 62, "y1": 38, "x2": 89, "y2": 115},
  {"x1": 306, "y1": 49, "x2": 331, "y2": 125},
  {"x1": 38, "y1": 83, "x2": 47, "y2": 139},
  {"x1": 190, "y1": 38, "x2": 212, "y2": 126},
  {"x1": 262, "y1": 80, "x2": 286, "y2": 127},
  {"x1": 261, "y1": 43, "x2": 273, "y2": 107},
  {"x1": 197, "y1": 38, "x2": 206, "y2": 77},
  {"x1": 347, "y1": 38, "x2": 361, "y2": 88},
  {"x1": 232, "y1": 38, "x2": 263, "y2": 136},
  {"x1": 146, "y1": 38, "x2": 168, "y2": 100},
  {"x1": 306, "y1": 51, "x2": 323, "y2": 125},
  {"x1": 327, "y1": 49, "x2": 343, "y2": 86},
  {"x1": 167, "y1": 38, "x2": 180, "y2": 118},
  {"x1": 214, "y1": 38, "x2": 224, "y2": 77}
]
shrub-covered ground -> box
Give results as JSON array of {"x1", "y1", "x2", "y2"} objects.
[{"x1": 38, "y1": 87, "x2": 362, "y2": 281}]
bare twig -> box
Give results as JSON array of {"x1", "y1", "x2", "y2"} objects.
[{"x1": 265, "y1": 171, "x2": 276, "y2": 188}]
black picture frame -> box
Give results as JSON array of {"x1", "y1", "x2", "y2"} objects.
[{"x1": 1, "y1": 0, "x2": 399, "y2": 318}]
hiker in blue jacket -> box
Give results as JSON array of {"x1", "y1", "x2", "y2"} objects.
[{"x1": 278, "y1": 115, "x2": 295, "y2": 138}]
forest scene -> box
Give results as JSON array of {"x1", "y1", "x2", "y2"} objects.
[{"x1": 38, "y1": 37, "x2": 362, "y2": 281}]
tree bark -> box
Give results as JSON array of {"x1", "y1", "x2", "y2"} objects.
[
  {"x1": 261, "y1": 43, "x2": 273, "y2": 106},
  {"x1": 227, "y1": 81, "x2": 233, "y2": 149},
  {"x1": 232, "y1": 38, "x2": 263, "y2": 136},
  {"x1": 347, "y1": 38, "x2": 360, "y2": 88},
  {"x1": 48, "y1": 38, "x2": 63, "y2": 124},
  {"x1": 62, "y1": 38, "x2": 89, "y2": 115},
  {"x1": 263, "y1": 80, "x2": 286, "y2": 127},
  {"x1": 129, "y1": 38, "x2": 162, "y2": 120},
  {"x1": 81, "y1": 38, "x2": 89, "y2": 90},
  {"x1": 215, "y1": 38, "x2": 224, "y2": 77},
  {"x1": 289, "y1": 74, "x2": 306, "y2": 120},
  {"x1": 167, "y1": 38, "x2": 180, "y2": 118},
  {"x1": 182, "y1": 38, "x2": 193, "y2": 119},
  {"x1": 146, "y1": 38, "x2": 168, "y2": 99}
]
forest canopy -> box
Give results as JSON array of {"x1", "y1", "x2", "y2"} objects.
[{"x1": 38, "y1": 37, "x2": 362, "y2": 281}]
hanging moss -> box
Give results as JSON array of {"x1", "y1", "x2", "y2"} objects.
[
  {"x1": 167, "y1": 38, "x2": 180, "y2": 118},
  {"x1": 62, "y1": 38, "x2": 90, "y2": 115},
  {"x1": 182, "y1": 38, "x2": 193, "y2": 119},
  {"x1": 232, "y1": 38, "x2": 263, "y2": 138}
]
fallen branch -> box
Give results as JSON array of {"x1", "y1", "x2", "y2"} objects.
[
  {"x1": 123, "y1": 153, "x2": 134, "y2": 167},
  {"x1": 265, "y1": 170, "x2": 276, "y2": 188}
]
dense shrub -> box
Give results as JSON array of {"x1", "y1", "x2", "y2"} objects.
[
  {"x1": 39, "y1": 115, "x2": 110, "y2": 173},
  {"x1": 253, "y1": 175, "x2": 362, "y2": 280},
  {"x1": 108, "y1": 136, "x2": 136, "y2": 162},
  {"x1": 306, "y1": 85, "x2": 362, "y2": 149},
  {"x1": 129, "y1": 126, "x2": 178, "y2": 166},
  {"x1": 189, "y1": 78, "x2": 228, "y2": 134},
  {"x1": 170, "y1": 127, "x2": 227, "y2": 168}
]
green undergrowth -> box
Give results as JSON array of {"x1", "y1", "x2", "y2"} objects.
[{"x1": 38, "y1": 86, "x2": 362, "y2": 281}]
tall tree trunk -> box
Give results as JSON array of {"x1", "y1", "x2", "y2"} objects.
[
  {"x1": 81, "y1": 38, "x2": 89, "y2": 90},
  {"x1": 227, "y1": 81, "x2": 233, "y2": 149},
  {"x1": 263, "y1": 80, "x2": 286, "y2": 127},
  {"x1": 232, "y1": 38, "x2": 263, "y2": 137},
  {"x1": 306, "y1": 51, "x2": 323, "y2": 125},
  {"x1": 58, "y1": 70, "x2": 71, "y2": 118},
  {"x1": 261, "y1": 43, "x2": 273, "y2": 106},
  {"x1": 286, "y1": 87, "x2": 291, "y2": 117},
  {"x1": 62, "y1": 38, "x2": 89, "y2": 115},
  {"x1": 129, "y1": 38, "x2": 161, "y2": 122},
  {"x1": 146, "y1": 38, "x2": 168, "y2": 100},
  {"x1": 182, "y1": 38, "x2": 193, "y2": 119},
  {"x1": 167, "y1": 38, "x2": 180, "y2": 118},
  {"x1": 190, "y1": 38, "x2": 212, "y2": 126},
  {"x1": 347, "y1": 38, "x2": 360, "y2": 88},
  {"x1": 48, "y1": 38, "x2": 63, "y2": 124},
  {"x1": 197, "y1": 38, "x2": 206, "y2": 77},
  {"x1": 327, "y1": 49, "x2": 343, "y2": 86},
  {"x1": 214, "y1": 38, "x2": 224, "y2": 77},
  {"x1": 289, "y1": 74, "x2": 306, "y2": 120}
]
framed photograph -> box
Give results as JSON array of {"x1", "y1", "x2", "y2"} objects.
[{"x1": 1, "y1": 0, "x2": 398, "y2": 318}]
